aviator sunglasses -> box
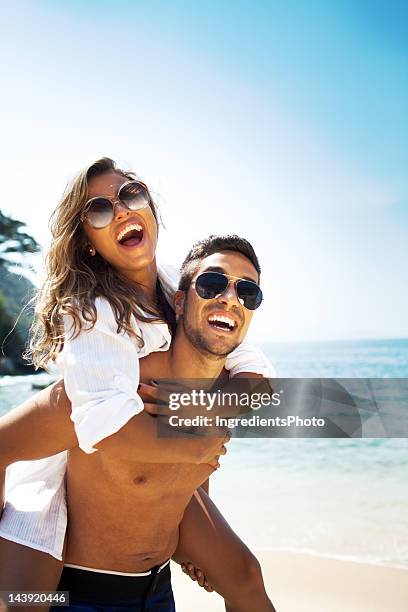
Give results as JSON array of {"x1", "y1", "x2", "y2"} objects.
[
  {"x1": 193, "y1": 271, "x2": 263, "y2": 311},
  {"x1": 80, "y1": 180, "x2": 152, "y2": 229}
]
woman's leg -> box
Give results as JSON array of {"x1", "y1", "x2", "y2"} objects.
[
  {"x1": 174, "y1": 488, "x2": 275, "y2": 612},
  {"x1": 0, "y1": 538, "x2": 63, "y2": 612}
]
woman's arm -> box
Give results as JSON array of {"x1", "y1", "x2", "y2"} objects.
[{"x1": 0, "y1": 379, "x2": 228, "y2": 469}]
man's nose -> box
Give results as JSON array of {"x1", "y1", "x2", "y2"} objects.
[
  {"x1": 114, "y1": 200, "x2": 131, "y2": 220},
  {"x1": 219, "y1": 282, "x2": 240, "y2": 307}
]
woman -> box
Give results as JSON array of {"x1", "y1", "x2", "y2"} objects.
[{"x1": 0, "y1": 158, "x2": 274, "y2": 611}]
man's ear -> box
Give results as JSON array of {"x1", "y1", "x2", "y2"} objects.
[{"x1": 173, "y1": 290, "x2": 185, "y2": 317}]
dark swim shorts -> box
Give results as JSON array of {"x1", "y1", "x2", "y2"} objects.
[{"x1": 50, "y1": 560, "x2": 176, "y2": 612}]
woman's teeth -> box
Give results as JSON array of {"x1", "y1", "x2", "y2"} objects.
[{"x1": 117, "y1": 223, "x2": 143, "y2": 242}]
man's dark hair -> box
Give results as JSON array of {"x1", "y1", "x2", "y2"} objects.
[{"x1": 179, "y1": 234, "x2": 261, "y2": 291}]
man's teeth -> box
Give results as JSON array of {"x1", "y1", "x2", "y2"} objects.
[
  {"x1": 117, "y1": 223, "x2": 143, "y2": 242},
  {"x1": 208, "y1": 314, "x2": 236, "y2": 330}
]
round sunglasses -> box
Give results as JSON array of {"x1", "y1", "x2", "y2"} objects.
[
  {"x1": 80, "y1": 180, "x2": 152, "y2": 229},
  {"x1": 193, "y1": 271, "x2": 263, "y2": 311}
]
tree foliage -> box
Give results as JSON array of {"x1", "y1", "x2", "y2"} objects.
[
  {"x1": 0, "y1": 209, "x2": 40, "y2": 269},
  {"x1": 0, "y1": 210, "x2": 38, "y2": 373}
]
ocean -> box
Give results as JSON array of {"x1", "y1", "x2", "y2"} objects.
[{"x1": 1, "y1": 338, "x2": 407, "y2": 568}]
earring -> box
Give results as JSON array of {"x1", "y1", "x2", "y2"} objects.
[{"x1": 88, "y1": 245, "x2": 96, "y2": 256}]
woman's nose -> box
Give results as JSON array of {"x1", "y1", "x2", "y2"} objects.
[{"x1": 114, "y1": 200, "x2": 131, "y2": 220}]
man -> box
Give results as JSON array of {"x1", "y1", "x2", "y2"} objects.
[{"x1": 0, "y1": 235, "x2": 275, "y2": 611}]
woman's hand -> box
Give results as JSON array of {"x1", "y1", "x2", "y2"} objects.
[
  {"x1": 181, "y1": 562, "x2": 214, "y2": 592},
  {"x1": 138, "y1": 382, "x2": 160, "y2": 416},
  {"x1": 139, "y1": 381, "x2": 230, "y2": 468}
]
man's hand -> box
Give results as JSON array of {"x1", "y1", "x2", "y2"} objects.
[
  {"x1": 181, "y1": 562, "x2": 214, "y2": 592},
  {"x1": 198, "y1": 432, "x2": 230, "y2": 466}
]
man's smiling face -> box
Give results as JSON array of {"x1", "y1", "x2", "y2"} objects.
[{"x1": 178, "y1": 251, "x2": 260, "y2": 358}]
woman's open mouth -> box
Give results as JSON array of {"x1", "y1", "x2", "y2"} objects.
[{"x1": 116, "y1": 223, "x2": 144, "y2": 248}]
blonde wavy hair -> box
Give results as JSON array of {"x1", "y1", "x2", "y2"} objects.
[{"x1": 26, "y1": 157, "x2": 165, "y2": 369}]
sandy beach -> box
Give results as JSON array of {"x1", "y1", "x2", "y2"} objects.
[{"x1": 171, "y1": 550, "x2": 408, "y2": 611}]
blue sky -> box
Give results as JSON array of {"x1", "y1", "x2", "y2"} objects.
[{"x1": 1, "y1": 0, "x2": 407, "y2": 342}]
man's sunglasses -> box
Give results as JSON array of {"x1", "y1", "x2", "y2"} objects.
[
  {"x1": 80, "y1": 180, "x2": 152, "y2": 229},
  {"x1": 193, "y1": 271, "x2": 263, "y2": 311}
]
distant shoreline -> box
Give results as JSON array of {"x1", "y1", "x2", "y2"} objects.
[{"x1": 263, "y1": 336, "x2": 408, "y2": 346}]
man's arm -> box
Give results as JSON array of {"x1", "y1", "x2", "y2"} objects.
[
  {"x1": 0, "y1": 380, "x2": 78, "y2": 467},
  {"x1": 0, "y1": 380, "x2": 227, "y2": 469}
]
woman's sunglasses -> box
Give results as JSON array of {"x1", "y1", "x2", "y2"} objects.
[
  {"x1": 193, "y1": 271, "x2": 263, "y2": 311},
  {"x1": 80, "y1": 180, "x2": 151, "y2": 229}
]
